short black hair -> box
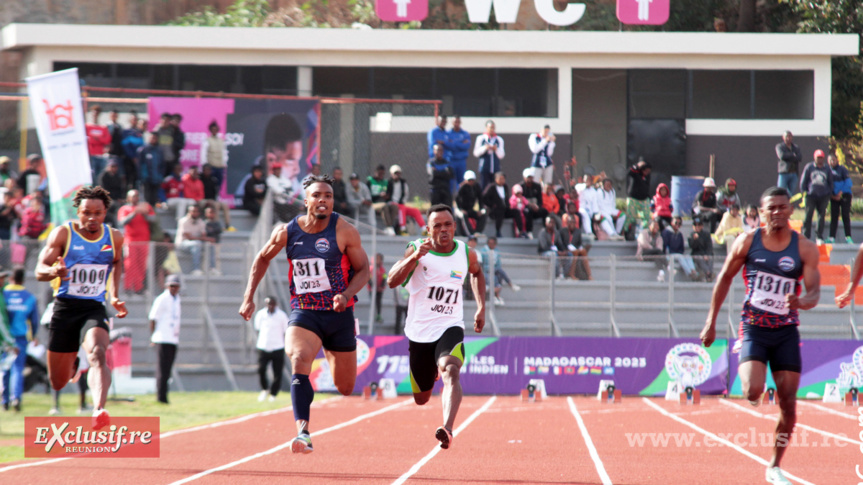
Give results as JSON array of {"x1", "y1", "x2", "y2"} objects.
[
  {"x1": 302, "y1": 174, "x2": 334, "y2": 189},
  {"x1": 264, "y1": 113, "x2": 303, "y2": 152},
  {"x1": 760, "y1": 186, "x2": 790, "y2": 202},
  {"x1": 12, "y1": 268, "x2": 24, "y2": 284},
  {"x1": 208, "y1": 120, "x2": 219, "y2": 131},
  {"x1": 73, "y1": 186, "x2": 112, "y2": 210},
  {"x1": 427, "y1": 204, "x2": 453, "y2": 218}
]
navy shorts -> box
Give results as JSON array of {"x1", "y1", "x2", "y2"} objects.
[
  {"x1": 47, "y1": 298, "x2": 110, "y2": 353},
  {"x1": 289, "y1": 307, "x2": 356, "y2": 352},
  {"x1": 408, "y1": 326, "x2": 465, "y2": 394},
  {"x1": 739, "y1": 324, "x2": 802, "y2": 373}
]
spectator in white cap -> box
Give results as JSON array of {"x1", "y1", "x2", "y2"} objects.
[
  {"x1": 692, "y1": 177, "x2": 722, "y2": 233},
  {"x1": 455, "y1": 170, "x2": 486, "y2": 236},
  {"x1": 518, "y1": 167, "x2": 549, "y2": 229}
]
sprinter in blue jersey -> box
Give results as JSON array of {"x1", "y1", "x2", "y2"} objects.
[
  {"x1": 36, "y1": 186, "x2": 127, "y2": 430},
  {"x1": 701, "y1": 186, "x2": 820, "y2": 485},
  {"x1": 240, "y1": 174, "x2": 369, "y2": 454}
]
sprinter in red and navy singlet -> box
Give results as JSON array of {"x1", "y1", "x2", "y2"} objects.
[
  {"x1": 701, "y1": 186, "x2": 821, "y2": 482},
  {"x1": 36, "y1": 186, "x2": 127, "y2": 431},
  {"x1": 239, "y1": 173, "x2": 369, "y2": 455}
]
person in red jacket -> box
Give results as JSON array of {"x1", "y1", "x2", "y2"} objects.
[
  {"x1": 181, "y1": 165, "x2": 205, "y2": 204},
  {"x1": 85, "y1": 105, "x2": 111, "y2": 180},
  {"x1": 651, "y1": 183, "x2": 674, "y2": 229}
]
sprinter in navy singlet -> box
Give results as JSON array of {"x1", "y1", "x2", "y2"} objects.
[
  {"x1": 36, "y1": 186, "x2": 127, "y2": 431},
  {"x1": 240, "y1": 173, "x2": 369, "y2": 455},
  {"x1": 702, "y1": 187, "x2": 820, "y2": 484}
]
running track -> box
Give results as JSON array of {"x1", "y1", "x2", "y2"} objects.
[{"x1": 1, "y1": 395, "x2": 860, "y2": 484}]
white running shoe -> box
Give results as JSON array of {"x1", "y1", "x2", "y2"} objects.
[
  {"x1": 766, "y1": 466, "x2": 792, "y2": 485},
  {"x1": 48, "y1": 407, "x2": 61, "y2": 416},
  {"x1": 435, "y1": 426, "x2": 453, "y2": 449},
  {"x1": 657, "y1": 269, "x2": 666, "y2": 282},
  {"x1": 291, "y1": 433, "x2": 314, "y2": 454},
  {"x1": 258, "y1": 390, "x2": 267, "y2": 402},
  {"x1": 268, "y1": 394, "x2": 276, "y2": 402},
  {"x1": 511, "y1": 283, "x2": 521, "y2": 292},
  {"x1": 495, "y1": 296, "x2": 505, "y2": 306}
]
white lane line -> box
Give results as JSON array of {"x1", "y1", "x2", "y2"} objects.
[
  {"x1": 171, "y1": 398, "x2": 413, "y2": 485},
  {"x1": 798, "y1": 400, "x2": 856, "y2": 420},
  {"x1": 391, "y1": 396, "x2": 497, "y2": 485},
  {"x1": 643, "y1": 398, "x2": 815, "y2": 485},
  {"x1": 0, "y1": 458, "x2": 71, "y2": 473},
  {"x1": 720, "y1": 399, "x2": 860, "y2": 446},
  {"x1": 567, "y1": 397, "x2": 613, "y2": 485}
]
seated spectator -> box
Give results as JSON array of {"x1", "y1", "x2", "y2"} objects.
[
  {"x1": 427, "y1": 145, "x2": 453, "y2": 207},
  {"x1": 554, "y1": 186, "x2": 567, "y2": 216},
  {"x1": 346, "y1": 172, "x2": 373, "y2": 224},
  {"x1": 200, "y1": 164, "x2": 234, "y2": 231},
  {"x1": 651, "y1": 182, "x2": 673, "y2": 229},
  {"x1": 162, "y1": 163, "x2": 193, "y2": 220},
  {"x1": 561, "y1": 213, "x2": 591, "y2": 280},
  {"x1": 367, "y1": 164, "x2": 399, "y2": 235},
  {"x1": 0, "y1": 191, "x2": 17, "y2": 242},
  {"x1": 386, "y1": 165, "x2": 425, "y2": 235},
  {"x1": 331, "y1": 167, "x2": 353, "y2": 216},
  {"x1": 481, "y1": 172, "x2": 523, "y2": 238},
  {"x1": 509, "y1": 184, "x2": 532, "y2": 239},
  {"x1": 96, "y1": 159, "x2": 124, "y2": 226},
  {"x1": 743, "y1": 204, "x2": 761, "y2": 232},
  {"x1": 455, "y1": 170, "x2": 486, "y2": 237},
  {"x1": 175, "y1": 204, "x2": 214, "y2": 275},
  {"x1": 689, "y1": 217, "x2": 714, "y2": 281},
  {"x1": 597, "y1": 178, "x2": 626, "y2": 239},
  {"x1": 541, "y1": 183, "x2": 562, "y2": 228},
  {"x1": 662, "y1": 216, "x2": 697, "y2": 281},
  {"x1": 636, "y1": 219, "x2": 665, "y2": 280},
  {"x1": 716, "y1": 178, "x2": 741, "y2": 213},
  {"x1": 578, "y1": 176, "x2": 601, "y2": 236},
  {"x1": 537, "y1": 216, "x2": 569, "y2": 279},
  {"x1": 243, "y1": 165, "x2": 268, "y2": 216},
  {"x1": 692, "y1": 177, "x2": 722, "y2": 233},
  {"x1": 204, "y1": 206, "x2": 222, "y2": 276},
  {"x1": 713, "y1": 203, "x2": 744, "y2": 248},
  {"x1": 18, "y1": 195, "x2": 46, "y2": 240},
  {"x1": 518, "y1": 168, "x2": 549, "y2": 230},
  {"x1": 182, "y1": 165, "x2": 205, "y2": 205},
  {"x1": 267, "y1": 163, "x2": 300, "y2": 223},
  {"x1": 480, "y1": 236, "x2": 520, "y2": 305}
]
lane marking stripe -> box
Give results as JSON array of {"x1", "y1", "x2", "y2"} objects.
[
  {"x1": 643, "y1": 398, "x2": 814, "y2": 485},
  {"x1": 567, "y1": 397, "x2": 613, "y2": 485},
  {"x1": 798, "y1": 400, "x2": 856, "y2": 420},
  {"x1": 720, "y1": 399, "x2": 861, "y2": 445},
  {"x1": 391, "y1": 396, "x2": 497, "y2": 485}
]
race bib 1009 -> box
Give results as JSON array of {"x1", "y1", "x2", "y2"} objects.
[
  {"x1": 292, "y1": 258, "x2": 331, "y2": 295},
  {"x1": 750, "y1": 271, "x2": 795, "y2": 315},
  {"x1": 67, "y1": 264, "x2": 110, "y2": 297}
]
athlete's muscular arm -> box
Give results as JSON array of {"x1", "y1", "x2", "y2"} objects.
[
  {"x1": 836, "y1": 243, "x2": 863, "y2": 308},
  {"x1": 239, "y1": 224, "x2": 288, "y2": 321},
  {"x1": 387, "y1": 238, "x2": 432, "y2": 288},
  {"x1": 334, "y1": 219, "x2": 370, "y2": 312},
  {"x1": 109, "y1": 229, "x2": 128, "y2": 318},
  {"x1": 468, "y1": 247, "x2": 486, "y2": 333},
  {"x1": 701, "y1": 232, "x2": 753, "y2": 347},
  {"x1": 787, "y1": 238, "x2": 820, "y2": 311},
  {"x1": 35, "y1": 225, "x2": 70, "y2": 282}
]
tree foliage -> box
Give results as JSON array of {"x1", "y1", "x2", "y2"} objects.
[{"x1": 168, "y1": 0, "x2": 271, "y2": 27}]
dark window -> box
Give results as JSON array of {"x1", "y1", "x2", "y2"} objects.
[
  {"x1": 689, "y1": 70, "x2": 751, "y2": 119},
  {"x1": 498, "y1": 68, "x2": 556, "y2": 117},
  {"x1": 436, "y1": 68, "x2": 495, "y2": 117},
  {"x1": 178, "y1": 65, "x2": 238, "y2": 92},
  {"x1": 754, "y1": 70, "x2": 813, "y2": 119},
  {"x1": 260, "y1": 66, "x2": 298, "y2": 95},
  {"x1": 373, "y1": 68, "x2": 433, "y2": 99},
  {"x1": 313, "y1": 67, "x2": 371, "y2": 97},
  {"x1": 628, "y1": 69, "x2": 686, "y2": 119}
]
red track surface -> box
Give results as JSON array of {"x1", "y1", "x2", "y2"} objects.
[{"x1": 1, "y1": 395, "x2": 860, "y2": 484}]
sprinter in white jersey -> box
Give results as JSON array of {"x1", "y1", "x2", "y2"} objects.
[{"x1": 388, "y1": 204, "x2": 486, "y2": 450}]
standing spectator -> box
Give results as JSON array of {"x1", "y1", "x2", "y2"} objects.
[
  {"x1": 0, "y1": 192, "x2": 16, "y2": 265},
  {"x1": 117, "y1": 190, "x2": 154, "y2": 295},
  {"x1": 18, "y1": 196, "x2": 46, "y2": 240},
  {"x1": 170, "y1": 114, "x2": 186, "y2": 167},
  {"x1": 243, "y1": 165, "x2": 268, "y2": 217},
  {"x1": 717, "y1": 178, "x2": 741, "y2": 213},
  {"x1": 528, "y1": 124, "x2": 556, "y2": 185},
  {"x1": 651, "y1": 183, "x2": 673, "y2": 228},
  {"x1": 692, "y1": 177, "x2": 722, "y2": 233},
  {"x1": 181, "y1": 165, "x2": 205, "y2": 206},
  {"x1": 367, "y1": 164, "x2": 398, "y2": 235},
  {"x1": 331, "y1": 167, "x2": 352, "y2": 216},
  {"x1": 537, "y1": 216, "x2": 569, "y2": 279},
  {"x1": 347, "y1": 172, "x2": 373, "y2": 223},
  {"x1": 267, "y1": 163, "x2": 297, "y2": 223},
  {"x1": 713, "y1": 204, "x2": 745, "y2": 249},
  {"x1": 828, "y1": 154, "x2": 853, "y2": 244},
  {"x1": 369, "y1": 253, "x2": 386, "y2": 324},
  {"x1": 689, "y1": 217, "x2": 715, "y2": 281},
  {"x1": 96, "y1": 160, "x2": 124, "y2": 226},
  {"x1": 393, "y1": 282, "x2": 409, "y2": 336},
  {"x1": 482, "y1": 172, "x2": 523, "y2": 238},
  {"x1": 445, "y1": 115, "x2": 470, "y2": 195},
  {"x1": 18, "y1": 154, "x2": 43, "y2": 196},
  {"x1": 85, "y1": 105, "x2": 111, "y2": 180},
  {"x1": 2, "y1": 268, "x2": 37, "y2": 412},
  {"x1": 162, "y1": 164, "x2": 193, "y2": 221},
  {"x1": 480, "y1": 236, "x2": 520, "y2": 305},
  {"x1": 199, "y1": 121, "x2": 228, "y2": 191},
  {"x1": 636, "y1": 219, "x2": 666, "y2": 281},
  {"x1": 200, "y1": 164, "x2": 234, "y2": 231},
  {"x1": 253, "y1": 297, "x2": 289, "y2": 402},
  {"x1": 743, "y1": 204, "x2": 761, "y2": 232},
  {"x1": 662, "y1": 216, "x2": 697, "y2": 280},
  {"x1": 800, "y1": 149, "x2": 833, "y2": 243},
  {"x1": 597, "y1": 179, "x2": 626, "y2": 239},
  {"x1": 0, "y1": 157, "x2": 17, "y2": 186},
  {"x1": 138, "y1": 132, "x2": 165, "y2": 207},
  {"x1": 455, "y1": 171, "x2": 486, "y2": 237},
  {"x1": 508, "y1": 184, "x2": 532, "y2": 239},
  {"x1": 204, "y1": 206, "x2": 223, "y2": 276},
  {"x1": 121, "y1": 113, "x2": 144, "y2": 191},
  {"x1": 427, "y1": 145, "x2": 453, "y2": 207},
  {"x1": 156, "y1": 113, "x2": 177, "y2": 176},
  {"x1": 625, "y1": 159, "x2": 652, "y2": 235},
  {"x1": 474, "y1": 120, "x2": 505, "y2": 189},
  {"x1": 776, "y1": 130, "x2": 802, "y2": 196},
  {"x1": 427, "y1": 115, "x2": 448, "y2": 160},
  {"x1": 561, "y1": 213, "x2": 591, "y2": 280},
  {"x1": 175, "y1": 204, "x2": 212, "y2": 276},
  {"x1": 106, "y1": 110, "x2": 125, "y2": 182},
  {"x1": 518, "y1": 169, "x2": 549, "y2": 230},
  {"x1": 149, "y1": 275, "x2": 182, "y2": 404},
  {"x1": 386, "y1": 165, "x2": 425, "y2": 235}
]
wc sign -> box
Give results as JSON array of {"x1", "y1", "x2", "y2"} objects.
[
  {"x1": 376, "y1": 0, "x2": 587, "y2": 26},
  {"x1": 375, "y1": 0, "x2": 428, "y2": 22},
  {"x1": 616, "y1": 0, "x2": 670, "y2": 25}
]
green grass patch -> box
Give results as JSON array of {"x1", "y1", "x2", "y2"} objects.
[{"x1": 0, "y1": 390, "x2": 325, "y2": 464}]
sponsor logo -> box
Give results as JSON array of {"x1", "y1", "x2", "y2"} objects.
[
  {"x1": 72, "y1": 245, "x2": 85, "y2": 251},
  {"x1": 293, "y1": 241, "x2": 303, "y2": 245},
  {"x1": 25, "y1": 417, "x2": 159, "y2": 458},
  {"x1": 665, "y1": 343, "x2": 712, "y2": 387},
  {"x1": 100, "y1": 244, "x2": 112, "y2": 252},
  {"x1": 754, "y1": 259, "x2": 766, "y2": 263},
  {"x1": 42, "y1": 99, "x2": 75, "y2": 131},
  {"x1": 778, "y1": 256, "x2": 796, "y2": 272},
  {"x1": 836, "y1": 345, "x2": 863, "y2": 388},
  {"x1": 315, "y1": 238, "x2": 330, "y2": 253}
]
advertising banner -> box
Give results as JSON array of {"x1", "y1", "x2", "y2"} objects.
[
  {"x1": 310, "y1": 336, "x2": 730, "y2": 396},
  {"x1": 26, "y1": 68, "x2": 92, "y2": 225}
]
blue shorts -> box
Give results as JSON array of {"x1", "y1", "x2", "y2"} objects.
[
  {"x1": 739, "y1": 324, "x2": 801, "y2": 373},
  {"x1": 289, "y1": 307, "x2": 357, "y2": 352}
]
